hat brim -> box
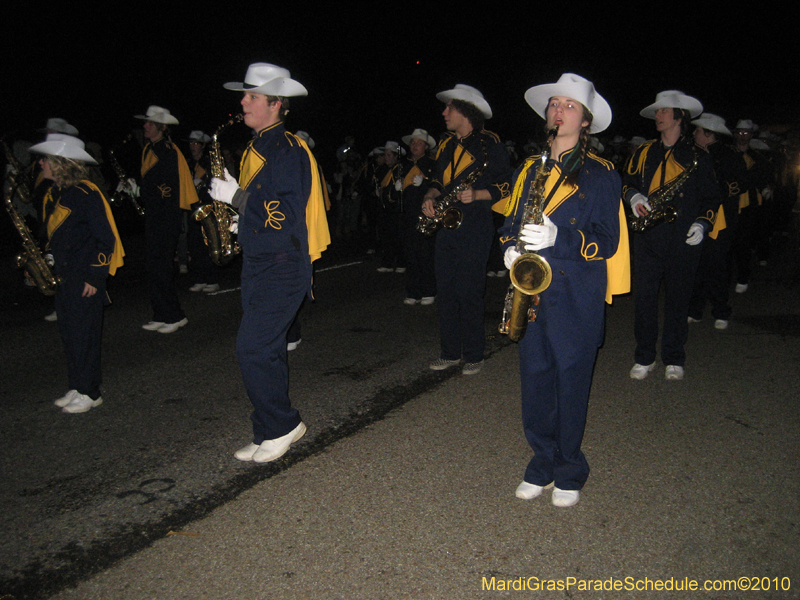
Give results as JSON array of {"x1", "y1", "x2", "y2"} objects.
[
  {"x1": 691, "y1": 119, "x2": 732, "y2": 136},
  {"x1": 640, "y1": 98, "x2": 703, "y2": 119},
  {"x1": 223, "y1": 78, "x2": 308, "y2": 97},
  {"x1": 29, "y1": 141, "x2": 98, "y2": 165},
  {"x1": 402, "y1": 134, "x2": 436, "y2": 148},
  {"x1": 524, "y1": 83, "x2": 612, "y2": 134},
  {"x1": 436, "y1": 89, "x2": 492, "y2": 119},
  {"x1": 134, "y1": 114, "x2": 179, "y2": 125}
]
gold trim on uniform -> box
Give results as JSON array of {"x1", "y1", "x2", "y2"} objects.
[{"x1": 264, "y1": 200, "x2": 286, "y2": 229}]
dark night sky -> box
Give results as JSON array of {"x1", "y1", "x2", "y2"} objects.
[{"x1": 3, "y1": 4, "x2": 797, "y2": 171}]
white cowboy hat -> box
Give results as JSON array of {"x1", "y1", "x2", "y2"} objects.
[
  {"x1": 640, "y1": 90, "x2": 703, "y2": 119},
  {"x1": 524, "y1": 73, "x2": 612, "y2": 134},
  {"x1": 436, "y1": 84, "x2": 492, "y2": 119},
  {"x1": 134, "y1": 105, "x2": 179, "y2": 125},
  {"x1": 40, "y1": 118, "x2": 79, "y2": 136},
  {"x1": 383, "y1": 141, "x2": 405, "y2": 156},
  {"x1": 734, "y1": 119, "x2": 757, "y2": 131},
  {"x1": 402, "y1": 128, "x2": 436, "y2": 148},
  {"x1": 29, "y1": 133, "x2": 98, "y2": 165},
  {"x1": 224, "y1": 63, "x2": 308, "y2": 97},
  {"x1": 630, "y1": 136, "x2": 647, "y2": 147},
  {"x1": 295, "y1": 130, "x2": 315, "y2": 149},
  {"x1": 187, "y1": 130, "x2": 211, "y2": 144},
  {"x1": 691, "y1": 113, "x2": 732, "y2": 136}
]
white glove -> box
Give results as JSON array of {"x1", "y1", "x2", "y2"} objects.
[
  {"x1": 117, "y1": 178, "x2": 139, "y2": 197},
  {"x1": 761, "y1": 187, "x2": 773, "y2": 200},
  {"x1": 209, "y1": 168, "x2": 240, "y2": 204},
  {"x1": 629, "y1": 192, "x2": 651, "y2": 215},
  {"x1": 413, "y1": 174, "x2": 424, "y2": 187},
  {"x1": 229, "y1": 214, "x2": 239, "y2": 235},
  {"x1": 44, "y1": 253, "x2": 55, "y2": 267},
  {"x1": 685, "y1": 222, "x2": 704, "y2": 246},
  {"x1": 519, "y1": 214, "x2": 558, "y2": 251},
  {"x1": 394, "y1": 179, "x2": 403, "y2": 191},
  {"x1": 504, "y1": 247, "x2": 521, "y2": 270}
]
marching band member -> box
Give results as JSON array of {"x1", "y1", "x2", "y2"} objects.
[
  {"x1": 499, "y1": 73, "x2": 629, "y2": 507},
  {"x1": 731, "y1": 119, "x2": 773, "y2": 293},
  {"x1": 625, "y1": 91, "x2": 719, "y2": 381},
  {"x1": 421, "y1": 84, "x2": 511, "y2": 375},
  {"x1": 687, "y1": 114, "x2": 747, "y2": 329},
  {"x1": 376, "y1": 141, "x2": 405, "y2": 273},
  {"x1": 400, "y1": 128, "x2": 437, "y2": 305},
  {"x1": 185, "y1": 130, "x2": 221, "y2": 294},
  {"x1": 30, "y1": 134, "x2": 124, "y2": 413},
  {"x1": 135, "y1": 106, "x2": 199, "y2": 334},
  {"x1": 210, "y1": 62, "x2": 330, "y2": 463}
]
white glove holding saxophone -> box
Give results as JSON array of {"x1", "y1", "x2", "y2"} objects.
[
  {"x1": 685, "y1": 222, "x2": 704, "y2": 246},
  {"x1": 394, "y1": 179, "x2": 403, "y2": 191},
  {"x1": 209, "y1": 168, "x2": 240, "y2": 204},
  {"x1": 519, "y1": 214, "x2": 558, "y2": 251},
  {"x1": 229, "y1": 214, "x2": 239, "y2": 235},
  {"x1": 629, "y1": 192, "x2": 651, "y2": 216},
  {"x1": 504, "y1": 247, "x2": 521, "y2": 271},
  {"x1": 117, "y1": 178, "x2": 140, "y2": 197}
]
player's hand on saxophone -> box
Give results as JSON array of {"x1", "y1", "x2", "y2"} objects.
[
  {"x1": 519, "y1": 213, "x2": 558, "y2": 250},
  {"x1": 421, "y1": 195, "x2": 437, "y2": 217},
  {"x1": 209, "y1": 168, "x2": 239, "y2": 204},
  {"x1": 116, "y1": 178, "x2": 140, "y2": 197},
  {"x1": 504, "y1": 247, "x2": 521, "y2": 270},
  {"x1": 629, "y1": 192, "x2": 651, "y2": 217}
]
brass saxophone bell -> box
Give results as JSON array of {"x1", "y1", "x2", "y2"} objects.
[
  {"x1": 441, "y1": 206, "x2": 463, "y2": 229},
  {"x1": 509, "y1": 253, "x2": 552, "y2": 296}
]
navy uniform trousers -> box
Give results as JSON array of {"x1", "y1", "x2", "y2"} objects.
[
  {"x1": 145, "y1": 208, "x2": 185, "y2": 323},
  {"x1": 518, "y1": 302, "x2": 597, "y2": 491},
  {"x1": 237, "y1": 249, "x2": 306, "y2": 444},
  {"x1": 55, "y1": 277, "x2": 105, "y2": 400},
  {"x1": 434, "y1": 204, "x2": 494, "y2": 364},
  {"x1": 634, "y1": 223, "x2": 703, "y2": 367}
]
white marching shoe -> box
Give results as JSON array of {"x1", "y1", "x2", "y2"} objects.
[
  {"x1": 515, "y1": 481, "x2": 554, "y2": 500},
  {"x1": 629, "y1": 362, "x2": 655, "y2": 380}
]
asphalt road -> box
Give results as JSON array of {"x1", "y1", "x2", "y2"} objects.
[{"x1": 1, "y1": 226, "x2": 799, "y2": 599}]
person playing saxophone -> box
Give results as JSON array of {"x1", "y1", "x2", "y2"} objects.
[
  {"x1": 209, "y1": 62, "x2": 330, "y2": 463},
  {"x1": 499, "y1": 74, "x2": 629, "y2": 507},
  {"x1": 29, "y1": 133, "x2": 124, "y2": 413},
  {"x1": 421, "y1": 84, "x2": 511, "y2": 376},
  {"x1": 624, "y1": 91, "x2": 719, "y2": 381}
]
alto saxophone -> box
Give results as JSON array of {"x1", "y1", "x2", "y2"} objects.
[
  {"x1": 4, "y1": 181, "x2": 59, "y2": 295},
  {"x1": 193, "y1": 114, "x2": 244, "y2": 267},
  {"x1": 109, "y1": 134, "x2": 145, "y2": 216},
  {"x1": 417, "y1": 154, "x2": 489, "y2": 236},
  {"x1": 499, "y1": 127, "x2": 558, "y2": 342},
  {"x1": 628, "y1": 148, "x2": 698, "y2": 233}
]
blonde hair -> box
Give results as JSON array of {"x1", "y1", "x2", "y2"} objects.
[{"x1": 47, "y1": 155, "x2": 89, "y2": 188}]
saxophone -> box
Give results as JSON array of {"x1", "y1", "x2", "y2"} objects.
[
  {"x1": 109, "y1": 134, "x2": 145, "y2": 216},
  {"x1": 628, "y1": 148, "x2": 698, "y2": 233},
  {"x1": 498, "y1": 127, "x2": 558, "y2": 342},
  {"x1": 417, "y1": 152, "x2": 489, "y2": 236},
  {"x1": 4, "y1": 181, "x2": 59, "y2": 295},
  {"x1": 192, "y1": 114, "x2": 243, "y2": 266}
]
